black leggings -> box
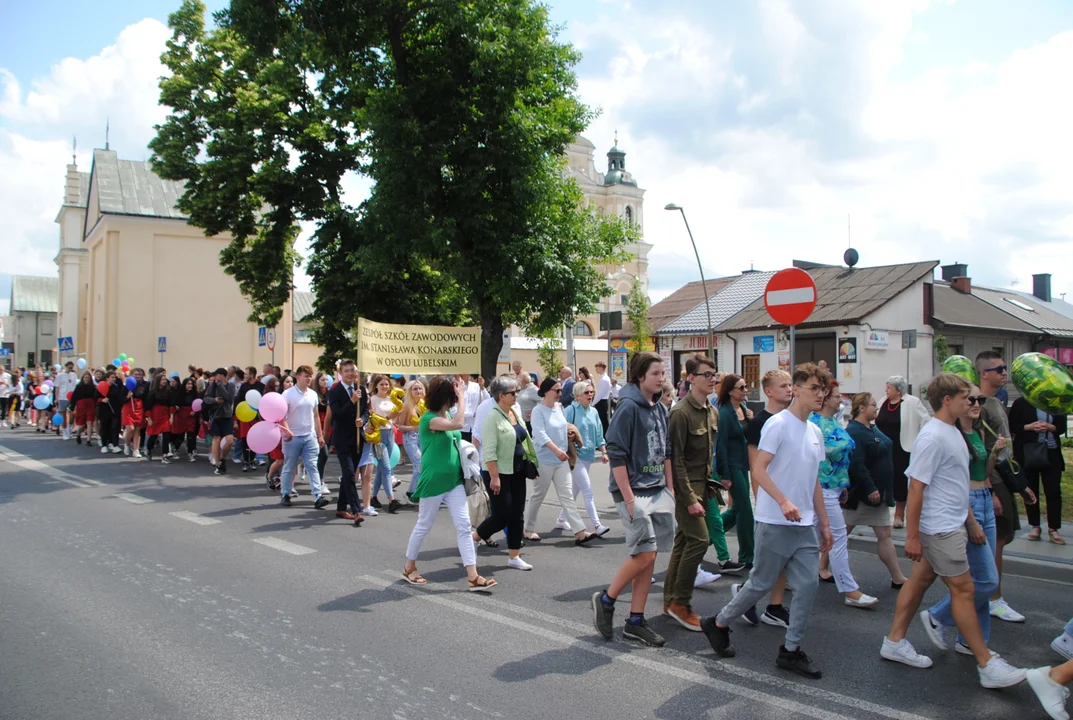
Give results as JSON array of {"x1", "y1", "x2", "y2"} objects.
[
  {"x1": 175, "y1": 430, "x2": 198, "y2": 454},
  {"x1": 146, "y1": 432, "x2": 172, "y2": 456},
  {"x1": 1025, "y1": 447, "x2": 1064, "y2": 530},
  {"x1": 476, "y1": 470, "x2": 526, "y2": 550},
  {"x1": 98, "y1": 413, "x2": 120, "y2": 447}
]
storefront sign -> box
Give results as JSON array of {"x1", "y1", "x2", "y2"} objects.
[
  {"x1": 356, "y1": 317, "x2": 481, "y2": 374},
  {"x1": 838, "y1": 337, "x2": 858, "y2": 363},
  {"x1": 610, "y1": 351, "x2": 627, "y2": 382},
  {"x1": 778, "y1": 351, "x2": 790, "y2": 372},
  {"x1": 864, "y1": 330, "x2": 889, "y2": 350},
  {"x1": 1044, "y1": 347, "x2": 1073, "y2": 365},
  {"x1": 753, "y1": 335, "x2": 775, "y2": 353},
  {"x1": 684, "y1": 335, "x2": 714, "y2": 350}
]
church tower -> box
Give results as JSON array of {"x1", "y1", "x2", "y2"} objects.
[{"x1": 54, "y1": 142, "x2": 89, "y2": 354}]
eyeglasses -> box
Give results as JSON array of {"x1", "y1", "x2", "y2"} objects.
[
  {"x1": 983, "y1": 364, "x2": 1007, "y2": 374},
  {"x1": 502, "y1": 390, "x2": 517, "y2": 396},
  {"x1": 799, "y1": 384, "x2": 829, "y2": 396},
  {"x1": 583, "y1": 390, "x2": 594, "y2": 395},
  {"x1": 967, "y1": 395, "x2": 986, "y2": 405},
  {"x1": 695, "y1": 372, "x2": 718, "y2": 380}
]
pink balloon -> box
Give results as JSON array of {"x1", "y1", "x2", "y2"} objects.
[
  {"x1": 192, "y1": 398, "x2": 203, "y2": 412},
  {"x1": 258, "y1": 392, "x2": 287, "y2": 423},
  {"x1": 247, "y1": 421, "x2": 281, "y2": 454}
]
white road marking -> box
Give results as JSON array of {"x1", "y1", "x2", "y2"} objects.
[
  {"x1": 169, "y1": 511, "x2": 221, "y2": 526},
  {"x1": 113, "y1": 492, "x2": 154, "y2": 504},
  {"x1": 0, "y1": 445, "x2": 95, "y2": 487},
  {"x1": 361, "y1": 574, "x2": 868, "y2": 720},
  {"x1": 252, "y1": 537, "x2": 316, "y2": 555},
  {"x1": 766, "y1": 287, "x2": 816, "y2": 305}
]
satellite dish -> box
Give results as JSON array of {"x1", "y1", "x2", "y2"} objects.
[{"x1": 844, "y1": 248, "x2": 859, "y2": 267}]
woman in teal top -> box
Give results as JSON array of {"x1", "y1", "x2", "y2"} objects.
[
  {"x1": 809, "y1": 381, "x2": 876, "y2": 607},
  {"x1": 403, "y1": 375, "x2": 497, "y2": 592},
  {"x1": 716, "y1": 374, "x2": 753, "y2": 565},
  {"x1": 561, "y1": 381, "x2": 611, "y2": 535}
]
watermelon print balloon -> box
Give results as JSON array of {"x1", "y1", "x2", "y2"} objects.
[
  {"x1": 1011, "y1": 352, "x2": 1073, "y2": 415},
  {"x1": 941, "y1": 355, "x2": 979, "y2": 387}
]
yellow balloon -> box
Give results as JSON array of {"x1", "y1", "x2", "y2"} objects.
[{"x1": 236, "y1": 401, "x2": 257, "y2": 423}]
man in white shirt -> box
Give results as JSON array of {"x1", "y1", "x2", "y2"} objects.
[
  {"x1": 460, "y1": 374, "x2": 487, "y2": 442},
  {"x1": 879, "y1": 372, "x2": 1026, "y2": 689},
  {"x1": 593, "y1": 360, "x2": 612, "y2": 433},
  {"x1": 279, "y1": 365, "x2": 330, "y2": 509},
  {"x1": 54, "y1": 361, "x2": 78, "y2": 439},
  {"x1": 702, "y1": 363, "x2": 833, "y2": 680}
]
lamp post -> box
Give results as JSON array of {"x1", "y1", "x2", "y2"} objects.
[{"x1": 665, "y1": 203, "x2": 714, "y2": 354}]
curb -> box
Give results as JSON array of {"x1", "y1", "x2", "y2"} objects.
[{"x1": 846, "y1": 533, "x2": 1072, "y2": 584}]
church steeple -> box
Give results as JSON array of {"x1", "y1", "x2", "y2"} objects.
[{"x1": 604, "y1": 130, "x2": 636, "y2": 187}]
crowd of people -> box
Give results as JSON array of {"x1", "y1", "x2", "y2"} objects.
[{"x1": 1, "y1": 348, "x2": 1070, "y2": 717}]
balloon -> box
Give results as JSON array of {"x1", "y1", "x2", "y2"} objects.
[
  {"x1": 33, "y1": 395, "x2": 52, "y2": 410},
  {"x1": 127, "y1": 357, "x2": 135, "y2": 364},
  {"x1": 258, "y1": 392, "x2": 287, "y2": 423},
  {"x1": 245, "y1": 389, "x2": 262, "y2": 409},
  {"x1": 43, "y1": 380, "x2": 53, "y2": 389},
  {"x1": 373, "y1": 442, "x2": 401, "y2": 469},
  {"x1": 77, "y1": 358, "x2": 87, "y2": 370},
  {"x1": 192, "y1": 398, "x2": 203, "y2": 412},
  {"x1": 1012, "y1": 352, "x2": 1073, "y2": 415},
  {"x1": 324, "y1": 375, "x2": 333, "y2": 387},
  {"x1": 66, "y1": 391, "x2": 73, "y2": 400},
  {"x1": 97, "y1": 381, "x2": 110, "y2": 396},
  {"x1": 52, "y1": 413, "x2": 64, "y2": 426},
  {"x1": 119, "y1": 353, "x2": 127, "y2": 361},
  {"x1": 247, "y1": 422, "x2": 282, "y2": 454},
  {"x1": 54, "y1": 364, "x2": 62, "y2": 373},
  {"x1": 125, "y1": 377, "x2": 137, "y2": 391},
  {"x1": 235, "y1": 401, "x2": 257, "y2": 423},
  {"x1": 112, "y1": 358, "x2": 121, "y2": 366},
  {"x1": 121, "y1": 363, "x2": 131, "y2": 371}
]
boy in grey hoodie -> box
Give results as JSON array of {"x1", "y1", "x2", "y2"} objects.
[{"x1": 592, "y1": 352, "x2": 674, "y2": 647}]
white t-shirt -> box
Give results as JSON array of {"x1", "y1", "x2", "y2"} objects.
[
  {"x1": 471, "y1": 396, "x2": 497, "y2": 462},
  {"x1": 283, "y1": 386, "x2": 319, "y2": 437},
  {"x1": 754, "y1": 410, "x2": 825, "y2": 527},
  {"x1": 0, "y1": 371, "x2": 11, "y2": 398},
  {"x1": 905, "y1": 420, "x2": 970, "y2": 535},
  {"x1": 370, "y1": 395, "x2": 396, "y2": 429},
  {"x1": 54, "y1": 371, "x2": 78, "y2": 401},
  {"x1": 594, "y1": 373, "x2": 612, "y2": 403},
  {"x1": 462, "y1": 381, "x2": 488, "y2": 432}
]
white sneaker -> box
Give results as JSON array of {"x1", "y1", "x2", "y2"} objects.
[
  {"x1": 694, "y1": 568, "x2": 721, "y2": 587},
  {"x1": 123, "y1": 444, "x2": 132, "y2": 456},
  {"x1": 209, "y1": 456, "x2": 217, "y2": 466},
  {"x1": 880, "y1": 637, "x2": 933, "y2": 668},
  {"x1": 507, "y1": 556, "x2": 533, "y2": 571},
  {"x1": 955, "y1": 640, "x2": 997, "y2": 658},
  {"x1": 1053, "y1": 634, "x2": 1073, "y2": 661},
  {"x1": 845, "y1": 593, "x2": 879, "y2": 608},
  {"x1": 132, "y1": 450, "x2": 143, "y2": 459},
  {"x1": 101, "y1": 445, "x2": 109, "y2": 454},
  {"x1": 920, "y1": 610, "x2": 953, "y2": 650},
  {"x1": 363, "y1": 506, "x2": 378, "y2": 517},
  {"x1": 978, "y1": 655, "x2": 1027, "y2": 688},
  {"x1": 594, "y1": 523, "x2": 611, "y2": 537},
  {"x1": 989, "y1": 598, "x2": 1025, "y2": 623},
  {"x1": 1028, "y1": 666, "x2": 1071, "y2": 720},
  {"x1": 554, "y1": 519, "x2": 572, "y2": 531},
  {"x1": 110, "y1": 445, "x2": 121, "y2": 454}
]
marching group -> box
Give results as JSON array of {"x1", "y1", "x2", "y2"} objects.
[{"x1": 2, "y1": 348, "x2": 1071, "y2": 717}]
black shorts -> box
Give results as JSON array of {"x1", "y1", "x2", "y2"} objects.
[{"x1": 210, "y1": 417, "x2": 233, "y2": 438}]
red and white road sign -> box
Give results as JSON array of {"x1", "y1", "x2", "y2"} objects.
[
  {"x1": 764, "y1": 268, "x2": 817, "y2": 326},
  {"x1": 266, "y1": 327, "x2": 276, "y2": 351}
]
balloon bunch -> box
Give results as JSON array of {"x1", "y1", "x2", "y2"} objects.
[
  {"x1": 112, "y1": 352, "x2": 136, "y2": 373},
  {"x1": 244, "y1": 391, "x2": 287, "y2": 454},
  {"x1": 364, "y1": 413, "x2": 389, "y2": 444}
]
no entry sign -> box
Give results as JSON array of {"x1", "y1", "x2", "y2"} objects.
[{"x1": 764, "y1": 268, "x2": 817, "y2": 326}]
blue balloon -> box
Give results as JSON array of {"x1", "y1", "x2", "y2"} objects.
[
  {"x1": 33, "y1": 395, "x2": 52, "y2": 410},
  {"x1": 324, "y1": 375, "x2": 333, "y2": 386},
  {"x1": 52, "y1": 413, "x2": 64, "y2": 426},
  {"x1": 77, "y1": 358, "x2": 87, "y2": 370},
  {"x1": 113, "y1": 358, "x2": 122, "y2": 367},
  {"x1": 125, "y1": 377, "x2": 137, "y2": 391},
  {"x1": 373, "y1": 442, "x2": 401, "y2": 469}
]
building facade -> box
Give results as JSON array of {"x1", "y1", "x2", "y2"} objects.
[{"x1": 8, "y1": 275, "x2": 60, "y2": 369}]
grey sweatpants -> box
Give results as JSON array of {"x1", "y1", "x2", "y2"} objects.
[{"x1": 716, "y1": 522, "x2": 820, "y2": 651}]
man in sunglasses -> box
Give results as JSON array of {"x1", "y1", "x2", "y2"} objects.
[
  {"x1": 974, "y1": 350, "x2": 1035, "y2": 624},
  {"x1": 701, "y1": 363, "x2": 833, "y2": 679}
]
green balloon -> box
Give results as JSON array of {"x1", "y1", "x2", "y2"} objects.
[
  {"x1": 127, "y1": 357, "x2": 135, "y2": 364},
  {"x1": 941, "y1": 355, "x2": 979, "y2": 386},
  {"x1": 119, "y1": 353, "x2": 127, "y2": 361}
]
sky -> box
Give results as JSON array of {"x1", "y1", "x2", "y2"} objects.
[{"x1": 3, "y1": 0, "x2": 1073, "y2": 311}]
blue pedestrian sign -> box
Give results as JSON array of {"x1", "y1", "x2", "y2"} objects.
[
  {"x1": 0, "y1": 348, "x2": 10, "y2": 356},
  {"x1": 58, "y1": 336, "x2": 74, "y2": 352},
  {"x1": 158, "y1": 336, "x2": 167, "y2": 353},
  {"x1": 258, "y1": 326, "x2": 267, "y2": 347}
]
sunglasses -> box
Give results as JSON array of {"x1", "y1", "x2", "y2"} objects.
[
  {"x1": 983, "y1": 365, "x2": 1008, "y2": 374},
  {"x1": 967, "y1": 395, "x2": 986, "y2": 405},
  {"x1": 734, "y1": 384, "x2": 747, "y2": 391}
]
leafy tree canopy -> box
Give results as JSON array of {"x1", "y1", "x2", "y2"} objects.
[{"x1": 151, "y1": 0, "x2": 636, "y2": 376}]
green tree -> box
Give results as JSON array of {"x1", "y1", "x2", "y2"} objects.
[
  {"x1": 151, "y1": 0, "x2": 634, "y2": 377},
  {"x1": 535, "y1": 331, "x2": 563, "y2": 381},
  {"x1": 934, "y1": 333, "x2": 951, "y2": 368},
  {"x1": 625, "y1": 278, "x2": 653, "y2": 360}
]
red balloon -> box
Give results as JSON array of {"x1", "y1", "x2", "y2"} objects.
[
  {"x1": 66, "y1": 391, "x2": 74, "y2": 400},
  {"x1": 35, "y1": 386, "x2": 44, "y2": 395},
  {"x1": 97, "y1": 381, "x2": 110, "y2": 396}
]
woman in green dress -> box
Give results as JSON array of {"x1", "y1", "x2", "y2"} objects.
[{"x1": 717, "y1": 374, "x2": 754, "y2": 566}]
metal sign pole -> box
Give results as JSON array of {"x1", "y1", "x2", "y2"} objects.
[{"x1": 789, "y1": 325, "x2": 796, "y2": 372}]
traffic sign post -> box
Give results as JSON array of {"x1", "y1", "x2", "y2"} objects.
[
  {"x1": 58, "y1": 336, "x2": 74, "y2": 354},
  {"x1": 266, "y1": 327, "x2": 276, "y2": 366},
  {"x1": 258, "y1": 326, "x2": 267, "y2": 348},
  {"x1": 158, "y1": 336, "x2": 167, "y2": 368},
  {"x1": 764, "y1": 268, "x2": 818, "y2": 372}
]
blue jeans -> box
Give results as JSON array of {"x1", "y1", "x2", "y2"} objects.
[
  {"x1": 372, "y1": 430, "x2": 395, "y2": 501},
  {"x1": 281, "y1": 433, "x2": 326, "y2": 500},
  {"x1": 403, "y1": 431, "x2": 422, "y2": 494},
  {"x1": 928, "y1": 489, "x2": 999, "y2": 644}
]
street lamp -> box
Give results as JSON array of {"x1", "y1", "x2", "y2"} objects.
[{"x1": 665, "y1": 203, "x2": 714, "y2": 354}]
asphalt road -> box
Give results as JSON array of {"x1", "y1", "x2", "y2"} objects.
[{"x1": 0, "y1": 432, "x2": 1068, "y2": 720}]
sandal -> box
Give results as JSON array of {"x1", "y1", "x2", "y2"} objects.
[
  {"x1": 468, "y1": 575, "x2": 497, "y2": 592},
  {"x1": 479, "y1": 538, "x2": 499, "y2": 548},
  {"x1": 575, "y1": 532, "x2": 598, "y2": 546},
  {"x1": 523, "y1": 532, "x2": 542, "y2": 542},
  {"x1": 892, "y1": 519, "x2": 904, "y2": 529},
  {"x1": 1025, "y1": 527, "x2": 1042, "y2": 541},
  {"x1": 402, "y1": 567, "x2": 427, "y2": 585},
  {"x1": 1049, "y1": 530, "x2": 1065, "y2": 545}
]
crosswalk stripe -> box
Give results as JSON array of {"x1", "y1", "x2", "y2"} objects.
[
  {"x1": 114, "y1": 492, "x2": 154, "y2": 504},
  {"x1": 169, "y1": 511, "x2": 222, "y2": 526},
  {"x1": 0, "y1": 445, "x2": 92, "y2": 487},
  {"x1": 252, "y1": 537, "x2": 316, "y2": 555}
]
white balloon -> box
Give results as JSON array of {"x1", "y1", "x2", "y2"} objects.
[{"x1": 245, "y1": 389, "x2": 263, "y2": 409}]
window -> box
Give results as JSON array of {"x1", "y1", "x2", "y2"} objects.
[
  {"x1": 624, "y1": 206, "x2": 633, "y2": 225},
  {"x1": 572, "y1": 321, "x2": 593, "y2": 337},
  {"x1": 1004, "y1": 297, "x2": 1035, "y2": 312},
  {"x1": 620, "y1": 294, "x2": 629, "y2": 305},
  {"x1": 949, "y1": 344, "x2": 963, "y2": 357}
]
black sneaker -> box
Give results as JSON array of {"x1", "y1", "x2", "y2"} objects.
[
  {"x1": 731, "y1": 583, "x2": 759, "y2": 626},
  {"x1": 280, "y1": 495, "x2": 292, "y2": 507},
  {"x1": 387, "y1": 499, "x2": 401, "y2": 514},
  {"x1": 314, "y1": 496, "x2": 330, "y2": 509},
  {"x1": 241, "y1": 463, "x2": 250, "y2": 473},
  {"x1": 776, "y1": 645, "x2": 822, "y2": 679},
  {"x1": 370, "y1": 496, "x2": 382, "y2": 509},
  {"x1": 214, "y1": 464, "x2": 226, "y2": 476},
  {"x1": 591, "y1": 591, "x2": 614, "y2": 640},
  {"x1": 76, "y1": 435, "x2": 82, "y2": 445},
  {"x1": 762, "y1": 604, "x2": 790, "y2": 628},
  {"x1": 700, "y1": 616, "x2": 737, "y2": 657},
  {"x1": 623, "y1": 618, "x2": 665, "y2": 647},
  {"x1": 720, "y1": 560, "x2": 747, "y2": 574}
]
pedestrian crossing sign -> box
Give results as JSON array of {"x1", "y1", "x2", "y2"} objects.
[
  {"x1": 158, "y1": 336, "x2": 167, "y2": 353},
  {"x1": 58, "y1": 336, "x2": 74, "y2": 352},
  {"x1": 258, "y1": 327, "x2": 267, "y2": 348}
]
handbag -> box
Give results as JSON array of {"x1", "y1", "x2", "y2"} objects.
[{"x1": 1023, "y1": 441, "x2": 1051, "y2": 471}]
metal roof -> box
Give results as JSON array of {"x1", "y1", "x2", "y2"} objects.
[
  {"x1": 931, "y1": 283, "x2": 1037, "y2": 333},
  {"x1": 293, "y1": 291, "x2": 315, "y2": 323},
  {"x1": 659, "y1": 271, "x2": 775, "y2": 335},
  {"x1": 648, "y1": 277, "x2": 737, "y2": 332},
  {"x1": 973, "y1": 284, "x2": 1073, "y2": 338},
  {"x1": 716, "y1": 261, "x2": 939, "y2": 332},
  {"x1": 89, "y1": 149, "x2": 188, "y2": 220},
  {"x1": 1011, "y1": 289, "x2": 1073, "y2": 322},
  {"x1": 10, "y1": 275, "x2": 59, "y2": 314}
]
